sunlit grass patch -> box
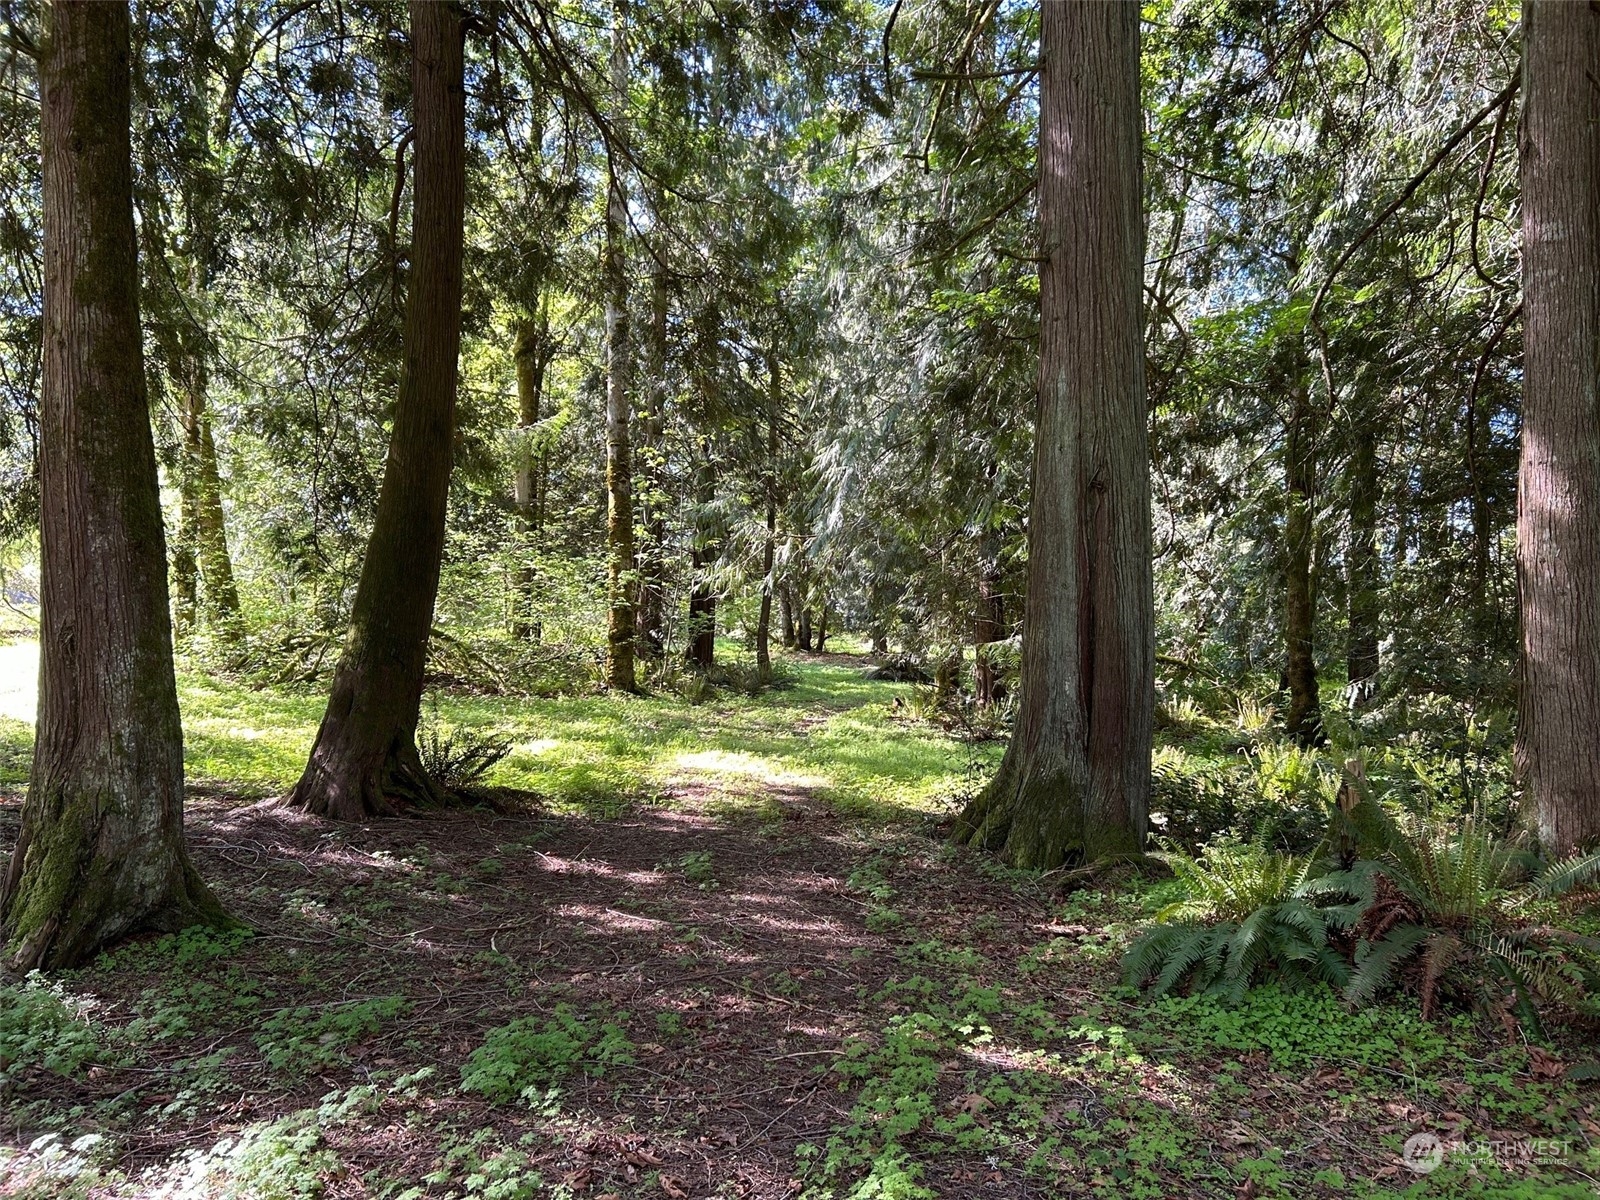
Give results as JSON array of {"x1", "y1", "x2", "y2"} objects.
[{"x1": 0, "y1": 642, "x2": 978, "y2": 824}]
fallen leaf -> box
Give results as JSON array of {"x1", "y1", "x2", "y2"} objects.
[
  {"x1": 1529, "y1": 1048, "x2": 1565, "y2": 1080},
  {"x1": 660, "y1": 1177, "x2": 688, "y2": 1199},
  {"x1": 953, "y1": 1092, "x2": 992, "y2": 1117}
]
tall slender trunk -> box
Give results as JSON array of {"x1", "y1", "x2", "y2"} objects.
[
  {"x1": 755, "y1": 352, "x2": 780, "y2": 684},
  {"x1": 1284, "y1": 374, "x2": 1323, "y2": 746},
  {"x1": 974, "y1": 529, "x2": 1005, "y2": 708},
  {"x1": 1518, "y1": 0, "x2": 1600, "y2": 856},
  {"x1": 512, "y1": 314, "x2": 550, "y2": 641},
  {"x1": 283, "y1": 1, "x2": 466, "y2": 820},
  {"x1": 152, "y1": 13, "x2": 243, "y2": 640},
  {"x1": 814, "y1": 603, "x2": 829, "y2": 652},
  {"x1": 184, "y1": 358, "x2": 240, "y2": 632},
  {"x1": 953, "y1": 1, "x2": 1151, "y2": 867},
  {"x1": 3, "y1": 0, "x2": 226, "y2": 971},
  {"x1": 780, "y1": 583, "x2": 797, "y2": 650},
  {"x1": 635, "y1": 266, "x2": 669, "y2": 659},
  {"x1": 797, "y1": 604, "x2": 812, "y2": 652},
  {"x1": 603, "y1": 0, "x2": 636, "y2": 692},
  {"x1": 1346, "y1": 414, "x2": 1380, "y2": 704},
  {"x1": 685, "y1": 444, "x2": 717, "y2": 671}
]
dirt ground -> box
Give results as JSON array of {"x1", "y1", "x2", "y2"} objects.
[{"x1": 2, "y1": 782, "x2": 1595, "y2": 1199}]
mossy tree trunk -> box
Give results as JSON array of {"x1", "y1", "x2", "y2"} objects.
[
  {"x1": 635, "y1": 265, "x2": 670, "y2": 661},
  {"x1": 2, "y1": 0, "x2": 227, "y2": 971},
  {"x1": 512, "y1": 313, "x2": 552, "y2": 642},
  {"x1": 952, "y1": 0, "x2": 1152, "y2": 869},
  {"x1": 146, "y1": 7, "x2": 249, "y2": 641},
  {"x1": 1518, "y1": 0, "x2": 1600, "y2": 856},
  {"x1": 602, "y1": 0, "x2": 637, "y2": 692},
  {"x1": 282, "y1": 1, "x2": 465, "y2": 821}
]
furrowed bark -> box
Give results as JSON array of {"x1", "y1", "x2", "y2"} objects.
[
  {"x1": 283, "y1": 1, "x2": 466, "y2": 821},
  {"x1": 1517, "y1": 0, "x2": 1600, "y2": 855},
  {"x1": 3, "y1": 0, "x2": 227, "y2": 971},
  {"x1": 952, "y1": 0, "x2": 1152, "y2": 868}
]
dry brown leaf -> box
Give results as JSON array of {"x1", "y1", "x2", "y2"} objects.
[{"x1": 660, "y1": 1176, "x2": 689, "y2": 1199}]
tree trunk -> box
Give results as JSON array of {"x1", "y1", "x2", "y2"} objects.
[
  {"x1": 1346, "y1": 416, "x2": 1380, "y2": 705},
  {"x1": 974, "y1": 532, "x2": 1005, "y2": 708},
  {"x1": 933, "y1": 650, "x2": 960, "y2": 706},
  {"x1": 797, "y1": 604, "x2": 812, "y2": 652},
  {"x1": 603, "y1": 0, "x2": 637, "y2": 692},
  {"x1": 282, "y1": 1, "x2": 465, "y2": 821},
  {"x1": 814, "y1": 603, "x2": 829, "y2": 652},
  {"x1": 1284, "y1": 375, "x2": 1323, "y2": 746},
  {"x1": 635, "y1": 266, "x2": 669, "y2": 660},
  {"x1": 184, "y1": 360, "x2": 241, "y2": 633},
  {"x1": 685, "y1": 446, "x2": 717, "y2": 671},
  {"x1": 780, "y1": 583, "x2": 797, "y2": 650},
  {"x1": 1517, "y1": 0, "x2": 1600, "y2": 856},
  {"x1": 3, "y1": 0, "x2": 226, "y2": 971},
  {"x1": 755, "y1": 352, "x2": 779, "y2": 684},
  {"x1": 512, "y1": 314, "x2": 550, "y2": 642},
  {"x1": 952, "y1": 1, "x2": 1152, "y2": 868}
]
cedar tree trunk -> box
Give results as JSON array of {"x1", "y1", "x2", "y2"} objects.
[
  {"x1": 952, "y1": 0, "x2": 1152, "y2": 867},
  {"x1": 283, "y1": 2, "x2": 465, "y2": 820},
  {"x1": 1517, "y1": 0, "x2": 1600, "y2": 855},
  {"x1": 2, "y1": 0, "x2": 226, "y2": 971}
]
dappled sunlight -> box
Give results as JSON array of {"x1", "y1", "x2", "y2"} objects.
[{"x1": 669, "y1": 748, "x2": 830, "y2": 790}]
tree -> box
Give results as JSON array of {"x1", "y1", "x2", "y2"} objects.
[
  {"x1": 1517, "y1": 0, "x2": 1600, "y2": 856},
  {"x1": 952, "y1": 0, "x2": 1152, "y2": 867},
  {"x1": 283, "y1": 1, "x2": 465, "y2": 820},
  {"x1": 1, "y1": 0, "x2": 225, "y2": 970},
  {"x1": 602, "y1": 0, "x2": 637, "y2": 692}
]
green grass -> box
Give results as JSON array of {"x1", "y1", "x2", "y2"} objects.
[{"x1": 0, "y1": 639, "x2": 988, "y2": 821}]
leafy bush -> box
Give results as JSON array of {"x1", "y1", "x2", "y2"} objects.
[
  {"x1": 0, "y1": 975, "x2": 104, "y2": 1088},
  {"x1": 460, "y1": 1005, "x2": 635, "y2": 1104}
]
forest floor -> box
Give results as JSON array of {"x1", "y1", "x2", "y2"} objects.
[{"x1": 1, "y1": 645, "x2": 1597, "y2": 1199}]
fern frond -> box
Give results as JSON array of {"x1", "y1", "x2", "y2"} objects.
[
  {"x1": 1345, "y1": 924, "x2": 1431, "y2": 1007},
  {"x1": 1531, "y1": 851, "x2": 1600, "y2": 899}
]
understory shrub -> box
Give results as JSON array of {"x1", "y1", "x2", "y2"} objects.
[{"x1": 1124, "y1": 798, "x2": 1600, "y2": 1038}]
